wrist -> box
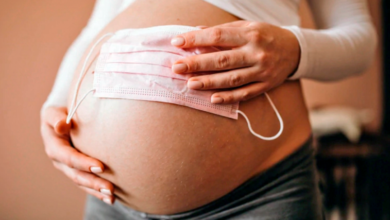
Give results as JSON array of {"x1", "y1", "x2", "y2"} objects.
[
  {"x1": 280, "y1": 26, "x2": 307, "y2": 80},
  {"x1": 283, "y1": 28, "x2": 301, "y2": 79}
]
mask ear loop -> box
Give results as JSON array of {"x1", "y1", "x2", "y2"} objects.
[
  {"x1": 66, "y1": 33, "x2": 114, "y2": 124},
  {"x1": 236, "y1": 92, "x2": 284, "y2": 141}
]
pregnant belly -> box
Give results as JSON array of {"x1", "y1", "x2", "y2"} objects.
[{"x1": 68, "y1": 0, "x2": 312, "y2": 215}]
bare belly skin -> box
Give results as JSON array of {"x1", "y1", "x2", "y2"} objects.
[{"x1": 68, "y1": 0, "x2": 312, "y2": 215}]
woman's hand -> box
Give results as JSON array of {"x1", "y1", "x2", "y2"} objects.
[
  {"x1": 40, "y1": 106, "x2": 115, "y2": 205},
  {"x1": 171, "y1": 21, "x2": 300, "y2": 104}
]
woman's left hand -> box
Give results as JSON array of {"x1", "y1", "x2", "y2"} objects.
[{"x1": 171, "y1": 21, "x2": 301, "y2": 104}]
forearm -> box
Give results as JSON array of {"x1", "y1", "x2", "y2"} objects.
[{"x1": 284, "y1": 0, "x2": 377, "y2": 81}]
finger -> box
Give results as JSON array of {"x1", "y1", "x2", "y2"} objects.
[
  {"x1": 210, "y1": 82, "x2": 270, "y2": 104},
  {"x1": 43, "y1": 107, "x2": 71, "y2": 136},
  {"x1": 54, "y1": 161, "x2": 114, "y2": 197},
  {"x1": 172, "y1": 50, "x2": 254, "y2": 74},
  {"x1": 187, "y1": 67, "x2": 260, "y2": 90},
  {"x1": 54, "y1": 119, "x2": 71, "y2": 136},
  {"x1": 42, "y1": 124, "x2": 105, "y2": 173},
  {"x1": 79, "y1": 186, "x2": 114, "y2": 205},
  {"x1": 171, "y1": 27, "x2": 248, "y2": 48}
]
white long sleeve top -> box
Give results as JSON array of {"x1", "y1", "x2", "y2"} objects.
[{"x1": 43, "y1": 0, "x2": 377, "y2": 109}]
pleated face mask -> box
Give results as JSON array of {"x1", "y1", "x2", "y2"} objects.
[{"x1": 67, "y1": 25, "x2": 283, "y2": 141}]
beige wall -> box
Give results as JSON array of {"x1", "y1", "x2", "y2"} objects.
[
  {"x1": 0, "y1": 0, "x2": 94, "y2": 219},
  {"x1": 0, "y1": 0, "x2": 381, "y2": 219}
]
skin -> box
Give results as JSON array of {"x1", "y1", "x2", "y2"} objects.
[
  {"x1": 41, "y1": 0, "x2": 311, "y2": 214},
  {"x1": 40, "y1": 107, "x2": 115, "y2": 204},
  {"x1": 171, "y1": 21, "x2": 301, "y2": 104}
]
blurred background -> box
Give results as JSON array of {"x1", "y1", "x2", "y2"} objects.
[{"x1": 0, "y1": 0, "x2": 385, "y2": 219}]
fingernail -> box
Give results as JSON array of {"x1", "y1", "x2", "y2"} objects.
[
  {"x1": 91, "y1": 167, "x2": 103, "y2": 173},
  {"x1": 171, "y1": 37, "x2": 185, "y2": 46},
  {"x1": 211, "y1": 96, "x2": 223, "y2": 104},
  {"x1": 103, "y1": 198, "x2": 112, "y2": 205},
  {"x1": 187, "y1": 80, "x2": 203, "y2": 89},
  {"x1": 100, "y1": 189, "x2": 112, "y2": 196},
  {"x1": 172, "y1": 63, "x2": 188, "y2": 73}
]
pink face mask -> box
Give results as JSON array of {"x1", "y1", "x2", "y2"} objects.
[{"x1": 67, "y1": 25, "x2": 283, "y2": 141}]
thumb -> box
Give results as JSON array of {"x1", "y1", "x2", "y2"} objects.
[
  {"x1": 43, "y1": 106, "x2": 72, "y2": 136},
  {"x1": 54, "y1": 118, "x2": 72, "y2": 136}
]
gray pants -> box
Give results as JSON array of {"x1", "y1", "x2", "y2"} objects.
[{"x1": 84, "y1": 137, "x2": 324, "y2": 220}]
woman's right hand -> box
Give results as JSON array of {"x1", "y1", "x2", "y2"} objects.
[{"x1": 40, "y1": 106, "x2": 115, "y2": 205}]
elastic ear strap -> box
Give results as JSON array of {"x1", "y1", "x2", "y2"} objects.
[
  {"x1": 237, "y1": 92, "x2": 284, "y2": 141},
  {"x1": 66, "y1": 89, "x2": 95, "y2": 124},
  {"x1": 66, "y1": 33, "x2": 114, "y2": 124}
]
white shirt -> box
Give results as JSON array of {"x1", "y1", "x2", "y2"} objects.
[{"x1": 43, "y1": 0, "x2": 377, "y2": 109}]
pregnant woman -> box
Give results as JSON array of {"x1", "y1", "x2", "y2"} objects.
[{"x1": 40, "y1": 0, "x2": 376, "y2": 219}]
